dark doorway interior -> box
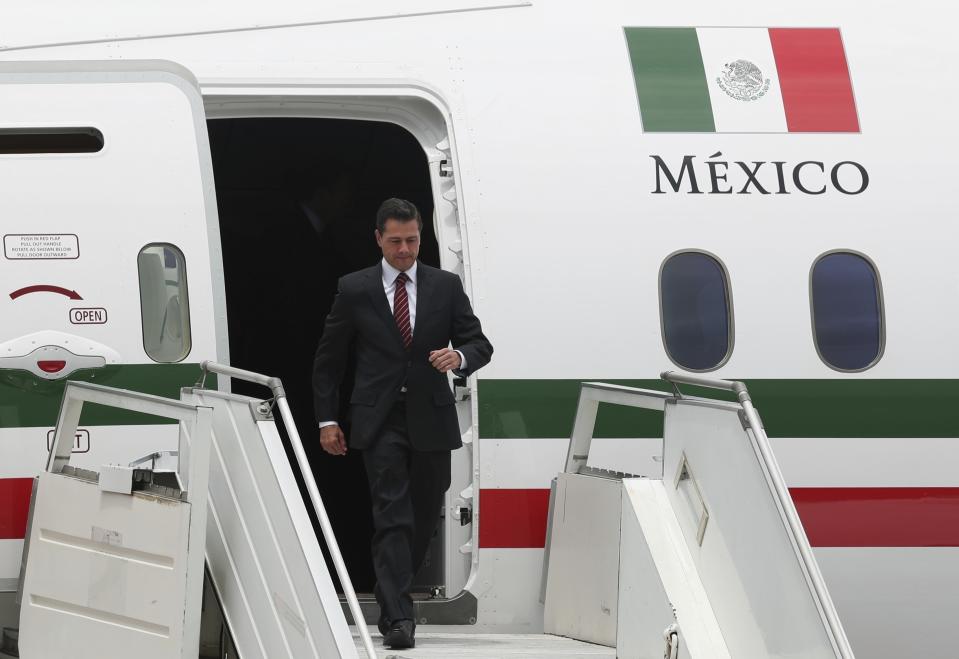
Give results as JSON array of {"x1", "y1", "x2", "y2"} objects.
[{"x1": 207, "y1": 117, "x2": 439, "y2": 592}]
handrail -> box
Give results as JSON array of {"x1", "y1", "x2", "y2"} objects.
[
  {"x1": 564, "y1": 373, "x2": 854, "y2": 659},
  {"x1": 200, "y1": 360, "x2": 377, "y2": 659},
  {"x1": 198, "y1": 360, "x2": 286, "y2": 398},
  {"x1": 659, "y1": 370, "x2": 749, "y2": 398}
]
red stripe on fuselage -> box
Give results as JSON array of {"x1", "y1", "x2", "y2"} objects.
[
  {"x1": 478, "y1": 487, "x2": 959, "y2": 548},
  {"x1": 0, "y1": 478, "x2": 34, "y2": 540},
  {"x1": 792, "y1": 487, "x2": 959, "y2": 547},
  {"x1": 479, "y1": 489, "x2": 551, "y2": 548},
  {"x1": 769, "y1": 28, "x2": 859, "y2": 132},
  {"x1": 4, "y1": 479, "x2": 957, "y2": 547}
]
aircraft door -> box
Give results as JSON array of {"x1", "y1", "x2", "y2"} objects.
[{"x1": 0, "y1": 61, "x2": 224, "y2": 625}]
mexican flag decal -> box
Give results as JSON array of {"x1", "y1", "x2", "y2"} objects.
[{"x1": 625, "y1": 27, "x2": 859, "y2": 133}]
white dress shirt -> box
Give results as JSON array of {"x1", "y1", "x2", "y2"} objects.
[{"x1": 319, "y1": 259, "x2": 464, "y2": 428}]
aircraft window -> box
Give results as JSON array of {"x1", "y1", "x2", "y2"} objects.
[
  {"x1": 0, "y1": 127, "x2": 103, "y2": 154},
  {"x1": 138, "y1": 244, "x2": 192, "y2": 363},
  {"x1": 810, "y1": 251, "x2": 884, "y2": 371},
  {"x1": 659, "y1": 251, "x2": 733, "y2": 371}
]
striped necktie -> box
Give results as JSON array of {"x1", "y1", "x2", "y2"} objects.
[{"x1": 393, "y1": 272, "x2": 413, "y2": 350}]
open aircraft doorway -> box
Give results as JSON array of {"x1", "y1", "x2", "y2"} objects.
[{"x1": 207, "y1": 116, "x2": 444, "y2": 600}]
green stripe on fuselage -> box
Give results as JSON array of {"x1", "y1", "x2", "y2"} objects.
[
  {"x1": 0, "y1": 364, "x2": 215, "y2": 428},
  {"x1": 477, "y1": 379, "x2": 959, "y2": 439},
  {"x1": 10, "y1": 370, "x2": 953, "y2": 439}
]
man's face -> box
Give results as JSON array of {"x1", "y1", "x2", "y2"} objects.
[{"x1": 376, "y1": 218, "x2": 420, "y2": 271}]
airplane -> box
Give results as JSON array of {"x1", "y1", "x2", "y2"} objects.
[{"x1": 0, "y1": 2, "x2": 955, "y2": 657}]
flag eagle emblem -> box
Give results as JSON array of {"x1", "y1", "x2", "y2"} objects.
[{"x1": 717, "y1": 60, "x2": 771, "y2": 102}]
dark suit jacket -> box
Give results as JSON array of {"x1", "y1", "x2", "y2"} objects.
[{"x1": 312, "y1": 262, "x2": 493, "y2": 451}]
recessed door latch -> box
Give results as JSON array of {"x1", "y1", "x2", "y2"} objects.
[{"x1": 455, "y1": 506, "x2": 473, "y2": 526}]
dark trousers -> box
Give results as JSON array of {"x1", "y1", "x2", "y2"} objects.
[{"x1": 362, "y1": 402, "x2": 451, "y2": 622}]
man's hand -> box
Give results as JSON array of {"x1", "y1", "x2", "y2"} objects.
[
  {"x1": 429, "y1": 348, "x2": 462, "y2": 373},
  {"x1": 320, "y1": 424, "x2": 347, "y2": 456}
]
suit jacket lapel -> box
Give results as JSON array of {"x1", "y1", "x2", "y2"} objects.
[
  {"x1": 413, "y1": 263, "x2": 434, "y2": 350},
  {"x1": 366, "y1": 265, "x2": 406, "y2": 351}
]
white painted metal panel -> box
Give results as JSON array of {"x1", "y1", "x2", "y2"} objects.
[
  {"x1": 471, "y1": 548, "x2": 546, "y2": 631},
  {"x1": 617, "y1": 479, "x2": 682, "y2": 659},
  {"x1": 663, "y1": 398, "x2": 843, "y2": 659},
  {"x1": 619, "y1": 478, "x2": 730, "y2": 659},
  {"x1": 816, "y1": 548, "x2": 959, "y2": 659},
  {"x1": 181, "y1": 388, "x2": 357, "y2": 659},
  {"x1": 18, "y1": 381, "x2": 213, "y2": 659},
  {"x1": 543, "y1": 473, "x2": 620, "y2": 647},
  {"x1": 0, "y1": 61, "x2": 222, "y2": 363},
  {"x1": 0, "y1": 2, "x2": 531, "y2": 53},
  {"x1": 18, "y1": 472, "x2": 192, "y2": 659}
]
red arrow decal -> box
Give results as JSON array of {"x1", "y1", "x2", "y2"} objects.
[{"x1": 9, "y1": 285, "x2": 83, "y2": 300}]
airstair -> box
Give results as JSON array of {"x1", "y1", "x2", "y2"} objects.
[
  {"x1": 542, "y1": 373, "x2": 856, "y2": 658},
  {"x1": 14, "y1": 362, "x2": 376, "y2": 659},
  {"x1": 7, "y1": 369, "x2": 856, "y2": 658}
]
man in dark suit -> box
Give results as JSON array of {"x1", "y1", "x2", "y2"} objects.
[{"x1": 312, "y1": 198, "x2": 492, "y2": 649}]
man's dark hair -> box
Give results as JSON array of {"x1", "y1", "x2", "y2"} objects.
[{"x1": 376, "y1": 198, "x2": 423, "y2": 232}]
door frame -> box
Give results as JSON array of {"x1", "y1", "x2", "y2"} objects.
[{"x1": 201, "y1": 83, "x2": 481, "y2": 623}]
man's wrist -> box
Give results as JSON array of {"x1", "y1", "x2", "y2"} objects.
[{"x1": 319, "y1": 421, "x2": 339, "y2": 429}]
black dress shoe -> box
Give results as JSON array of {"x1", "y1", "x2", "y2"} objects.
[
  {"x1": 384, "y1": 619, "x2": 415, "y2": 649},
  {"x1": 377, "y1": 614, "x2": 391, "y2": 638}
]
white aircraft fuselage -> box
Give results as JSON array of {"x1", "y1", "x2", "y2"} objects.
[{"x1": 0, "y1": 3, "x2": 955, "y2": 657}]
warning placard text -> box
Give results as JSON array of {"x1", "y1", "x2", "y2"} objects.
[{"x1": 4, "y1": 234, "x2": 79, "y2": 260}]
